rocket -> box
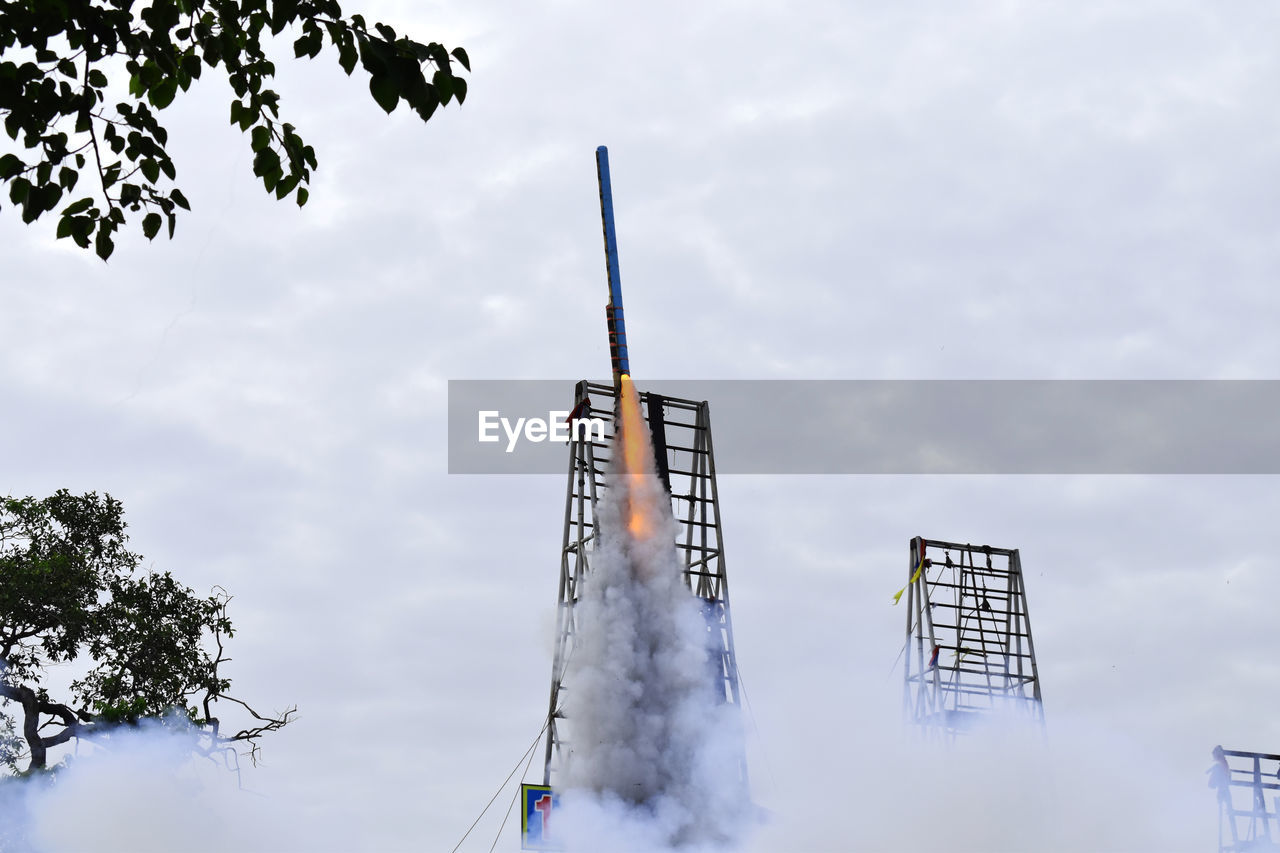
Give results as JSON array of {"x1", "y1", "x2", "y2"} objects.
[
  {"x1": 593, "y1": 146, "x2": 674, "y2": 497},
  {"x1": 596, "y1": 146, "x2": 630, "y2": 389}
]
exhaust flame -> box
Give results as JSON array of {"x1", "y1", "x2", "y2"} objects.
[{"x1": 618, "y1": 374, "x2": 657, "y2": 541}]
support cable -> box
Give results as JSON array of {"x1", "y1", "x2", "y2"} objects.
[
  {"x1": 451, "y1": 716, "x2": 551, "y2": 853},
  {"x1": 734, "y1": 662, "x2": 778, "y2": 800},
  {"x1": 888, "y1": 639, "x2": 908, "y2": 680},
  {"x1": 490, "y1": 727, "x2": 545, "y2": 852}
]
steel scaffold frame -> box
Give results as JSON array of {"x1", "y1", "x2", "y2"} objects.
[
  {"x1": 541, "y1": 380, "x2": 745, "y2": 789},
  {"x1": 1214, "y1": 749, "x2": 1280, "y2": 853},
  {"x1": 902, "y1": 536, "x2": 1045, "y2": 738}
]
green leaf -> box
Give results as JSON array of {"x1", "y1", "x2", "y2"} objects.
[
  {"x1": 0, "y1": 153, "x2": 22, "y2": 180},
  {"x1": 452, "y1": 77, "x2": 467, "y2": 105},
  {"x1": 369, "y1": 75, "x2": 398, "y2": 113},
  {"x1": 8, "y1": 177, "x2": 29, "y2": 205},
  {"x1": 95, "y1": 226, "x2": 114, "y2": 261},
  {"x1": 56, "y1": 216, "x2": 72, "y2": 239},
  {"x1": 140, "y1": 159, "x2": 160, "y2": 183},
  {"x1": 150, "y1": 78, "x2": 178, "y2": 109},
  {"x1": 432, "y1": 68, "x2": 453, "y2": 105},
  {"x1": 274, "y1": 174, "x2": 297, "y2": 200},
  {"x1": 337, "y1": 34, "x2": 357, "y2": 75},
  {"x1": 71, "y1": 218, "x2": 92, "y2": 248},
  {"x1": 142, "y1": 212, "x2": 162, "y2": 240},
  {"x1": 450, "y1": 47, "x2": 470, "y2": 72},
  {"x1": 62, "y1": 197, "x2": 93, "y2": 216},
  {"x1": 296, "y1": 187, "x2": 308, "y2": 207},
  {"x1": 251, "y1": 125, "x2": 271, "y2": 152},
  {"x1": 411, "y1": 91, "x2": 437, "y2": 123},
  {"x1": 171, "y1": 188, "x2": 190, "y2": 210},
  {"x1": 252, "y1": 149, "x2": 281, "y2": 186},
  {"x1": 182, "y1": 52, "x2": 202, "y2": 82},
  {"x1": 58, "y1": 166, "x2": 78, "y2": 190},
  {"x1": 63, "y1": 194, "x2": 93, "y2": 213},
  {"x1": 359, "y1": 37, "x2": 393, "y2": 76},
  {"x1": 261, "y1": 89, "x2": 281, "y2": 118},
  {"x1": 270, "y1": 0, "x2": 298, "y2": 34},
  {"x1": 40, "y1": 184, "x2": 62, "y2": 213}
]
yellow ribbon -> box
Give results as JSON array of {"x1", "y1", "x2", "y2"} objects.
[{"x1": 891, "y1": 545, "x2": 926, "y2": 605}]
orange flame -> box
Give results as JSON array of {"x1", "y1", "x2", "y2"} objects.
[{"x1": 618, "y1": 374, "x2": 656, "y2": 540}]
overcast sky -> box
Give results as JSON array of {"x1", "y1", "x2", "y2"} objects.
[{"x1": 3, "y1": 1, "x2": 1280, "y2": 850}]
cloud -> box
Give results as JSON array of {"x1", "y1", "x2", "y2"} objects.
[{"x1": 3, "y1": 1, "x2": 1280, "y2": 849}]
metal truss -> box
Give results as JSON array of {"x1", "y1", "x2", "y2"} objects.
[
  {"x1": 902, "y1": 537, "x2": 1045, "y2": 738},
  {"x1": 541, "y1": 380, "x2": 744, "y2": 788},
  {"x1": 1214, "y1": 749, "x2": 1280, "y2": 852}
]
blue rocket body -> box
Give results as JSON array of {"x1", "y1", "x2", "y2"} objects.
[{"x1": 596, "y1": 146, "x2": 630, "y2": 387}]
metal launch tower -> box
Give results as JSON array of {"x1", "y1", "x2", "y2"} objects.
[
  {"x1": 540, "y1": 379, "x2": 745, "y2": 787},
  {"x1": 901, "y1": 537, "x2": 1045, "y2": 737},
  {"x1": 1213, "y1": 749, "x2": 1280, "y2": 853},
  {"x1": 534, "y1": 146, "x2": 745, "y2": 795}
]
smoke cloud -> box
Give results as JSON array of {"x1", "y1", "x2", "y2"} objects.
[
  {"x1": 0, "y1": 718, "x2": 359, "y2": 853},
  {"x1": 742, "y1": 704, "x2": 1220, "y2": 853},
  {"x1": 557, "y1": 381, "x2": 751, "y2": 851}
]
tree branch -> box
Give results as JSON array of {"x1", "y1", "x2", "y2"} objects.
[{"x1": 83, "y1": 54, "x2": 117, "y2": 221}]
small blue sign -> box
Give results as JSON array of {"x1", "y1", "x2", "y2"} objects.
[{"x1": 521, "y1": 784, "x2": 559, "y2": 850}]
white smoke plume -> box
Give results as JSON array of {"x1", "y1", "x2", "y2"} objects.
[
  {"x1": 0, "y1": 717, "x2": 358, "y2": 853},
  {"x1": 742, "y1": 700, "x2": 1225, "y2": 853},
  {"x1": 557, "y1": 382, "x2": 751, "y2": 851}
]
